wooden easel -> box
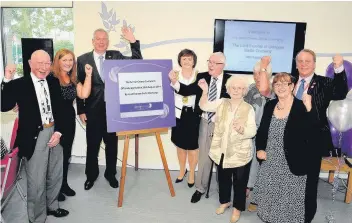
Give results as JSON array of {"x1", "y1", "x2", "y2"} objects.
[{"x1": 117, "y1": 128, "x2": 175, "y2": 207}]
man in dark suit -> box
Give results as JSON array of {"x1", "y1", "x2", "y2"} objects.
[
  {"x1": 293, "y1": 49, "x2": 348, "y2": 223},
  {"x1": 169, "y1": 52, "x2": 231, "y2": 203},
  {"x1": 77, "y1": 27, "x2": 143, "y2": 190},
  {"x1": 1, "y1": 50, "x2": 69, "y2": 222}
]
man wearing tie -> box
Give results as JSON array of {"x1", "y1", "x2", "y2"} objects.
[
  {"x1": 169, "y1": 52, "x2": 231, "y2": 203},
  {"x1": 294, "y1": 49, "x2": 348, "y2": 223},
  {"x1": 77, "y1": 27, "x2": 143, "y2": 190},
  {"x1": 1, "y1": 50, "x2": 69, "y2": 222}
]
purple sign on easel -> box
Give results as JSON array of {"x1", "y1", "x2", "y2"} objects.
[{"x1": 104, "y1": 59, "x2": 176, "y2": 133}]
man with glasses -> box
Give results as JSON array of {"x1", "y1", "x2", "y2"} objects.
[
  {"x1": 169, "y1": 52, "x2": 231, "y2": 203},
  {"x1": 294, "y1": 49, "x2": 348, "y2": 223},
  {"x1": 1, "y1": 50, "x2": 69, "y2": 222}
]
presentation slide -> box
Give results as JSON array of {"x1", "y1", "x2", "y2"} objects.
[
  {"x1": 118, "y1": 72, "x2": 164, "y2": 118},
  {"x1": 223, "y1": 21, "x2": 296, "y2": 73}
]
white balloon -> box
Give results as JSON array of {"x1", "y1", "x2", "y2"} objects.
[{"x1": 327, "y1": 97, "x2": 352, "y2": 132}]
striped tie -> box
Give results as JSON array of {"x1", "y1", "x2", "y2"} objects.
[{"x1": 207, "y1": 77, "x2": 218, "y2": 123}]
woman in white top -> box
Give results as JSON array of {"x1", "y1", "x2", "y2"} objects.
[
  {"x1": 198, "y1": 75, "x2": 256, "y2": 223},
  {"x1": 171, "y1": 49, "x2": 199, "y2": 187}
]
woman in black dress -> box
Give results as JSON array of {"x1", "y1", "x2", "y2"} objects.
[
  {"x1": 52, "y1": 49, "x2": 92, "y2": 201},
  {"x1": 170, "y1": 49, "x2": 199, "y2": 187}
]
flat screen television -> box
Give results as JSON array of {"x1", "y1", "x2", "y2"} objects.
[{"x1": 213, "y1": 19, "x2": 307, "y2": 75}]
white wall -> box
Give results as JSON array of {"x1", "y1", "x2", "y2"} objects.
[
  {"x1": 2, "y1": 1, "x2": 352, "y2": 171},
  {"x1": 71, "y1": 1, "x2": 352, "y2": 170}
]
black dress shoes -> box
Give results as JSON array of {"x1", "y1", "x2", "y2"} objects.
[
  {"x1": 62, "y1": 184, "x2": 76, "y2": 196},
  {"x1": 47, "y1": 208, "x2": 69, "y2": 217},
  {"x1": 188, "y1": 182, "x2": 195, "y2": 188},
  {"x1": 84, "y1": 180, "x2": 95, "y2": 190},
  {"x1": 191, "y1": 190, "x2": 204, "y2": 203},
  {"x1": 58, "y1": 192, "x2": 65, "y2": 201},
  {"x1": 175, "y1": 169, "x2": 188, "y2": 183},
  {"x1": 104, "y1": 174, "x2": 119, "y2": 188}
]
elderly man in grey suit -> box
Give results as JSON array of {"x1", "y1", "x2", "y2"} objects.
[
  {"x1": 1, "y1": 50, "x2": 68, "y2": 222},
  {"x1": 169, "y1": 52, "x2": 231, "y2": 203}
]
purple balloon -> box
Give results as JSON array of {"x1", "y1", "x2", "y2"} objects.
[{"x1": 326, "y1": 60, "x2": 352, "y2": 157}]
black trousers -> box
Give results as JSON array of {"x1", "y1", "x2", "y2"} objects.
[
  {"x1": 59, "y1": 107, "x2": 76, "y2": 189},
  {"x1": 85, "y1": 107, "x2": 118, "y2": 181},
  {"x1": 217, "y1": 154, "x2": 251, "y2": 211},
  {"x1": 304, "y1": 155, "x2": 322, "y2": 223}
]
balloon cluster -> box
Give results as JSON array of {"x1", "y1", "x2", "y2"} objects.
[
  {"x1": 326, "y1": 60, "x2": 352, "y2": 156},
  {"x1": 325, "y1": 60, "x2": 352, "y2": 223}
]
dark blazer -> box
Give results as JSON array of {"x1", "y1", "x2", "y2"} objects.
[
  {"x1": 76, "y1": 41, "x2": 143, "y2": 115},
  {"x1": 177, "y1": 72, "x2": 231, "y2": 116},
  {"x1": 255, "y1": 98, "x2": 319, "y2": 176},
  {"x1": 296, "y1": 71, "x2": 348, "y2": 156},
  {"x1": 1, "y1": 75, "x2": 64, "y2": 160}
]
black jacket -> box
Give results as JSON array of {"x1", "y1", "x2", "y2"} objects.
[
  {"x1": 177, "y1": 72, "x2": 231, "y2": 116},
  {"x1": 1, "y1": 74, "x2": 64, "y2": 160},
  {"x1": 256, "y1": 98, "x2": 319, "y2": 176},
  {"x1": 76, "y1": 41, "x2": 143, "y2": 115},
  {"x1": 295, "y1": 72, "x2": 348, "y2": 156}
]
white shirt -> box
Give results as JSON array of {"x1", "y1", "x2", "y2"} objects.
[
  {"x1": 30, "y1": 73, "x2": 54, "y2": 125},
  {"x1": 201, "y1": 73, "x2": 223, "y2": 122},
  {"x1": 174, "y1": 70, "x2": 197, "y2": 119},
  {"x1": 93, "y1": 51, "x2": 106, "y2": 76},
  {"x1": 170, "y1": 72, "x2": 224, "y2": 123},
  {"x1": 295, "y1": 65, "x2": 344, "y2": 96}
]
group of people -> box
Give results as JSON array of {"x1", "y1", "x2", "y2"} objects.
[
  {"x1": 168, "y1": 49, "x2": 348, "y2": 223},
  {"x1": 1, "y1": 27, "x2": 142, "y2": 223},
  {"x1": 1, "y1": 24, "x2": 349, "y2": 223}
]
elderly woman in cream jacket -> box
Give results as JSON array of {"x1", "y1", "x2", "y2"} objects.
[{"x1": 198, "y1": 75, "x2": 256, "y2": 223}]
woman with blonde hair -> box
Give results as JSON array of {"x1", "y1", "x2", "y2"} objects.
[
  {"x1": 51, "y1": 48, "x2": 92, "y2": 201},
  {"x1": 198, "y1": 75, "x2": 256, "y2": 223}
]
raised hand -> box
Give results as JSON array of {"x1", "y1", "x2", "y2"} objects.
[
  {"x1": 333, "y1": 54, "x2": 343, "y2": 69},
  {"x1": 85, "y1": 64, "x2": 93, "y2": 76},
  {"x1": 257, "y1": 150, "x2": 267, "y2": 160},
  {"x1": 168, "y1": 70, "x2": 178, "y2": 85},
  {"x1": 198, "y1": 79, "x2": 208, "y2": 93},
  {"x1": 260, "y1": 56, "x2": 271, "y2": 68},
  {"x1": 302, "y1": 93, "x2": 312, "y2": 112},
  {"x1": 121, "y1": 26, "x2": 136, "y2": 43},
  {"x1": 4, "y1": 64, "x2": 16, "y2": 80}
]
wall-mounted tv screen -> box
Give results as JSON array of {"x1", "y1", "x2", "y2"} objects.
[{"x1": 213, "y1": 19, "x2": 307, "y2": 75}]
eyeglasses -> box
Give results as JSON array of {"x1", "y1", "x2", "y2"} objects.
[
  {"x1": 273, "y1": 82, "x2": 292, "y2": 88},
  {"x1": 207, "y1": 60, "x2": 224, "y2": 66}
]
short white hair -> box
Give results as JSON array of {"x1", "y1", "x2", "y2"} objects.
[
  {"x1": 210, "y1": 52, "x2": 226, "y2": 64},
  {"x1": 253, "y1": 60, "x2": 273, "y2": 79},
  {"x1": 92, "y1": 28, "x2": 109, "y2": 40},
  {"x1": 225, "y1": 75, "x2": 249, "y2": 97}
]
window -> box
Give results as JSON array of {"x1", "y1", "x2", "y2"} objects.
[{"x1": 2, "y1": 7, "x2": 74, "y2": 76}]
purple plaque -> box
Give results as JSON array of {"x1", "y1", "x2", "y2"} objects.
[{"x1": 104, "y1": 59, "x2": 176, "y2": 133}]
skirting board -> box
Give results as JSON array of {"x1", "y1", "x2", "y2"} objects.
[{"x1": 71, "y1": 156, "x2": 348, "y2": 179}]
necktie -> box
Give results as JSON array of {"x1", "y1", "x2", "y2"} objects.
[
  {"x1": 296, "y1": 79, "x2": 306, "y2": 100},
  {"x1": 207, "y1": 77, "x2": 218, "y2": 123},
  {"x1": 38, "y1": 80, "x2": 53, "y2": 124},
  {"x1": 99, "y1": 55, "x2": 104, "y2": 82}
]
